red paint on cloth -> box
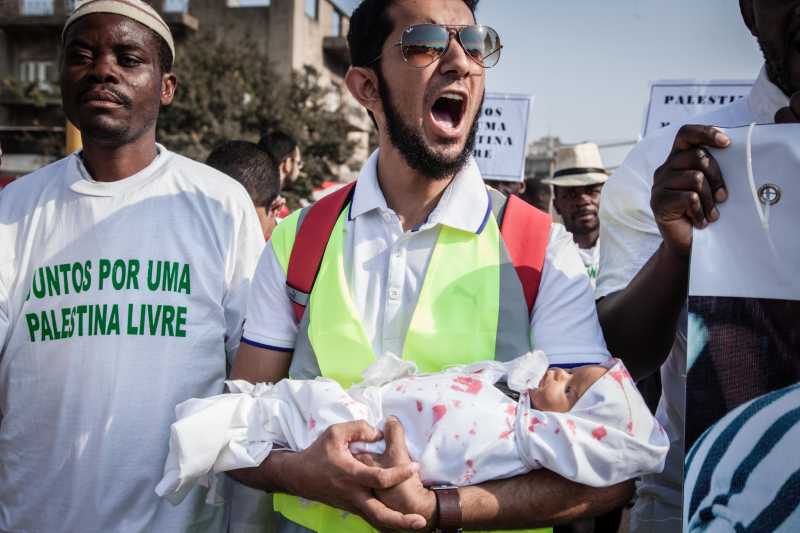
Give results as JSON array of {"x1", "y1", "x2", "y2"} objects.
[
  {"x1": 592, "y1": 426, "x2": 607, "y2": 441},
  {"x1": 499, "y1": 416, "x2": 515, "y2": 439},
  {"x1": 610, "y1": 368, "x2": 631, "y2": 384},
  {"x1": 432, "y1": 404, "x2": 447, "y2": 424},
  {"x1": 505, "y1": 404, "x2": 517, "y2": 416},
  {"x1": 567, "y1": 419, "x2": 576, "y2": 435},
  {"x1": 451, "y1": 376, "x2": 483, "y2": 395},
  {"x1": 462, "y1": 459, "x2": 477, "y2": 483},
  {"x1": 452, "y1": 399, "x2": 463, "y2": 408},
  {"x1": 308, "y1": 417, "x2": 316, "y2": 430},
  {"x1": 528, "y1": 416, "x2": 543, "y2": 433},
  {"x1": 416, "y1": 400, "x2": 424, "y2": 413}
]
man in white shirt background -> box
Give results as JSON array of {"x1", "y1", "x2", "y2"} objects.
[
  {"x1": 597, "y1": 0, "x2": 800, "y2": 530},
  {"x1": 543, "y1": 143, "x2": 608, "y2": 287},
  {"x1": 0, "y1": 2, "x2": 263, "y2": 531}
]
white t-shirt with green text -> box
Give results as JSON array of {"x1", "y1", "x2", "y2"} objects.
[{"x1": 0, "y1": 146, "x2": 264, "y2": 532}]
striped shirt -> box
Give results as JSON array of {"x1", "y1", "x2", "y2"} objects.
[{"x1": 684, "y1": 383, "x2": 800, "y2": 532}]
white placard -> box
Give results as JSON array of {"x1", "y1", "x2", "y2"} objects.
[
  {"x1": 689, "y1": 124, "x2": 800, "y2": 300},
  {"x1": 474, "y1": 93, "x2": 533, "y2": 182},
  {"x1": 642, "y1": 80, "x2": 752, "y2": 138}
]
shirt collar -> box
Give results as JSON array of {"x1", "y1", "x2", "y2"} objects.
[
  {"x1": 749, "y1": 64, "x2": 790, "y2": 124},
  {"x1": 349, "y1": 149, "x2": 492, "y2": 234}
]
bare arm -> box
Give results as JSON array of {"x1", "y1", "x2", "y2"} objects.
[
  {"x1": 459, "y1": 470, "x2": 633, "y2": 529},
  {"x1": 597, "y1": 243, "x2": 688, "y2": 381},
  {"x1": 227, "y1": 342, "x2": 292, "y2": 490},
  {"x1": 364, "y1": 418, "x2": 634, "y2": 530},
  {"x1": 227, "y1": 343, "x2": 426, "y2": 530},
  {"x1": 597, "y1": 125, "x2": 731, "y2": 381}
]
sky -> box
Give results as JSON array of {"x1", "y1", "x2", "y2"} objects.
[{"x1": 476, "y1": 0, "x2": 764, "y2": 162}]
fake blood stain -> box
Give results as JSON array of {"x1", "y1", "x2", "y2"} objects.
[
  {"x1": 308, "y1": 417, "x2": 316, "y2": 430},
  {"x1": 528, "y1": 416, "x2": 543, "y2": 433},
  {"x1": 463, "y1": 459, "x2": 477, "y2": 483},
  {"x1": 610, "y1": 368, "x2": 631, "y2": 384},
  {"x1": 416, "y1": 400, "x2": 424, "y2": 413},
  {"x1": 432, "y1": 404, "x2": 447, "y2": 424},
  {"x1": 567, "y1": 419, "x2": 576, "y2": 435},
  {"x1": 451, "y1": 376, "x2": 482, "y2": 395},
  {"x1": 592, "y1": 426, "x2": 607, "y2": 441}
]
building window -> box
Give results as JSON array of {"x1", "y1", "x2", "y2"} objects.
[
  {"x1": 22, "y1": 0, "x2": 54, "y2": 15},
  {"x1": 18, "y1": 61, "x2": 56, "y2": 91},
  {"x1": 305, "y1": 0, "x2": 318, "y2": 19},
  {"x1": 163, "y1": 0, "x2": 190, "y2": 13},
  {"x1": 330, "y1": 5, "x2": 342, "y2": 36}
]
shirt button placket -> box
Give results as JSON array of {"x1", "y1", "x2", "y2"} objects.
[{"x1": 384, "y1": 238, "x2": 405, "y2": 357}]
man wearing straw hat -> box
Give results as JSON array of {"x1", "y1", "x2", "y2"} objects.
[
  {"x1": 542, "y1": 143, "x2": 608, "y2": 286},
  {"x1": 0, "y1": 1, "x2": 263, "y2": 531}
]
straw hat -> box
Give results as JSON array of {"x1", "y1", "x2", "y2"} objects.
[{"x1": 542, "y1": 143, "x2": 608, "y2": 187}]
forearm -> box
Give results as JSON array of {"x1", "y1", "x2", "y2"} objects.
[
  {"x1": 597, "y1": 241, "x2": 688, "y2": 380},
  {"x1": 227, "y1": 450, "x2": 297, "y2": 494},
  {"x1": 458, "y1": 470, "x2": 634, "y2": 529}
]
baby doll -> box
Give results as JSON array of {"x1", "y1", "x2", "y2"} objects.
[{"x1": 157, "y1": 352, "x2": 668, "y2": 504}]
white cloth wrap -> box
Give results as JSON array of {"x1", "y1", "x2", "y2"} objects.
[
  {"x1": 514, "y1": 359, "x2": 670, "y2": 487},
  {"x1": 157, "y1": 353, "x2": 668, "y2": 503}
]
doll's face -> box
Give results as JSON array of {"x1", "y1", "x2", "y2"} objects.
[{"x1": 529, "y1": 365, "x2": 608, "y2": 413}]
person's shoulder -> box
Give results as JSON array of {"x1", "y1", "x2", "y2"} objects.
[
  {"x1": 163, "y1": 149, "x2": 254, "y2": 210},
  {"x1": 617, "y1": 98, "x2": 753, "y2": 184}
]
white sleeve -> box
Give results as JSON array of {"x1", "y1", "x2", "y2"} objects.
[
  {"x1": 241, "y1": 241, "x2": 297, "y2": 351},
  {"x1": 223, "y1": 202, "x2": 266, "y2": 366},
  {"x1": 0, "y1": 273, "x2": 8, "y2": 353},
  {"x1": 531, "y1": 224, "x2": 611, "y2": 366},
  {"x1": 596, "y1": 137, "x2": 670, "y2": 300}
]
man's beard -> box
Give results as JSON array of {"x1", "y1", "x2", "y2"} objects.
[
  {"x1": 377, "y1": 70, "x2": 482, "y2": 181},
  {"x1": 759, "y1": 37, "x2": 794, "y2": 96}
]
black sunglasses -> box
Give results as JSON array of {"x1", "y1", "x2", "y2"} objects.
[{"x1": 371, "y1": 24, "x2": 503, "y2": 69}]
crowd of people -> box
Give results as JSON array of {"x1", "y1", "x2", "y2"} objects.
[{"x1": 0, "y1": 0, "x2": 796, "y2": 532}]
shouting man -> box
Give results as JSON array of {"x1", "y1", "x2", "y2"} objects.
[
  {"x1": 229, "y1": 1, "x2": 632, "y2": 532},
  {"x1": 0, "y1": 1, "x2": 263, "y2": 531}
]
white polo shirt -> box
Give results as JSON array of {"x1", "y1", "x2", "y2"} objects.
[
  {"x1": 597, "y1": 65, "x2": 788, "y2": 533},
  {"x1": 244, "y1": 152, "x2": 610, "y2": 367}
]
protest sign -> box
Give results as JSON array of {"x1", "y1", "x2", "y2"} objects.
[
  {"x1": 641, "y1": 80, "x2": 752, "y2": 137},
  {"x1": 685, "y1": 124, "x2": 800, "y2": 530},
  {"x1": 474, "y1": 93, "x2": 533, "y2": 182}
]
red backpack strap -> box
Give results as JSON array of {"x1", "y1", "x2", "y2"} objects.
[
  {"x1": 489, "y1": 189, "x2": 552, "y2": 317},
  {"x1": 286, "y1": 182, "x2": 356, "y2": 323}
]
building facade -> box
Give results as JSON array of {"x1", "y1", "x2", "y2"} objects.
[{"x1": 0, "y1": 0, "x2": 365, "y2": 176}]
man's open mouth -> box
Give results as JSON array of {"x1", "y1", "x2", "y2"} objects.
[{"x1": 430, "y1": 92, "x2": 467, "y2": 131}]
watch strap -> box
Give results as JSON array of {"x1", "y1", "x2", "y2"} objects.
[{"x1": 433, "y1": 486, "x2": 461, "y2": 533}]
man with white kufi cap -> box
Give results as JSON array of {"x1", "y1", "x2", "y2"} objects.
[
  {"x1": 542, "y1": 143, "x2": 608, "y2": 286},
  {"x1": 0, "y1": 1, "x2": 264, "y2": 531}
]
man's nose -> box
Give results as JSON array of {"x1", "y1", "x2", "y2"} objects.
[
  {"x1": 87, "y1": 54, "x2": 119, "y2": 84},
  {"x1": 438, "y1": 32, "x2": 476, "y2": 78}
]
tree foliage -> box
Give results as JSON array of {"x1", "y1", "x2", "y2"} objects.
[{"x1": 157, "y1": 30, "x2": 359, "y2": 202}]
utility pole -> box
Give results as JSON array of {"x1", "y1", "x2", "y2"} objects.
[{"x1": 65, "y1": 121, "x2": 82, "y2": 154}]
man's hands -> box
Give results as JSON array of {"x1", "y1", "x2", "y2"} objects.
[
  {"x1": 355, "y1": 417, "x2": 438, "y2": 531},
  {"x1": 651, "y1": 124, "x2": 731, "y2": 258},
  {"x1": 281, "y1": 420, "x2": 427, "y2": 531}
]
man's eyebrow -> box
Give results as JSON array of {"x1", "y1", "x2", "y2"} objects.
[
  {"x1": 64, "y1": 37, "x2": 93, "y2": 49},
  {"x1": 114, "y1": 42, "x2": 148, "y2": 54}
]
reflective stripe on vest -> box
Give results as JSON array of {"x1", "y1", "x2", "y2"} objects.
[{"x1": 269, "y1": 204, "x2": 550, "y2": 533}]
